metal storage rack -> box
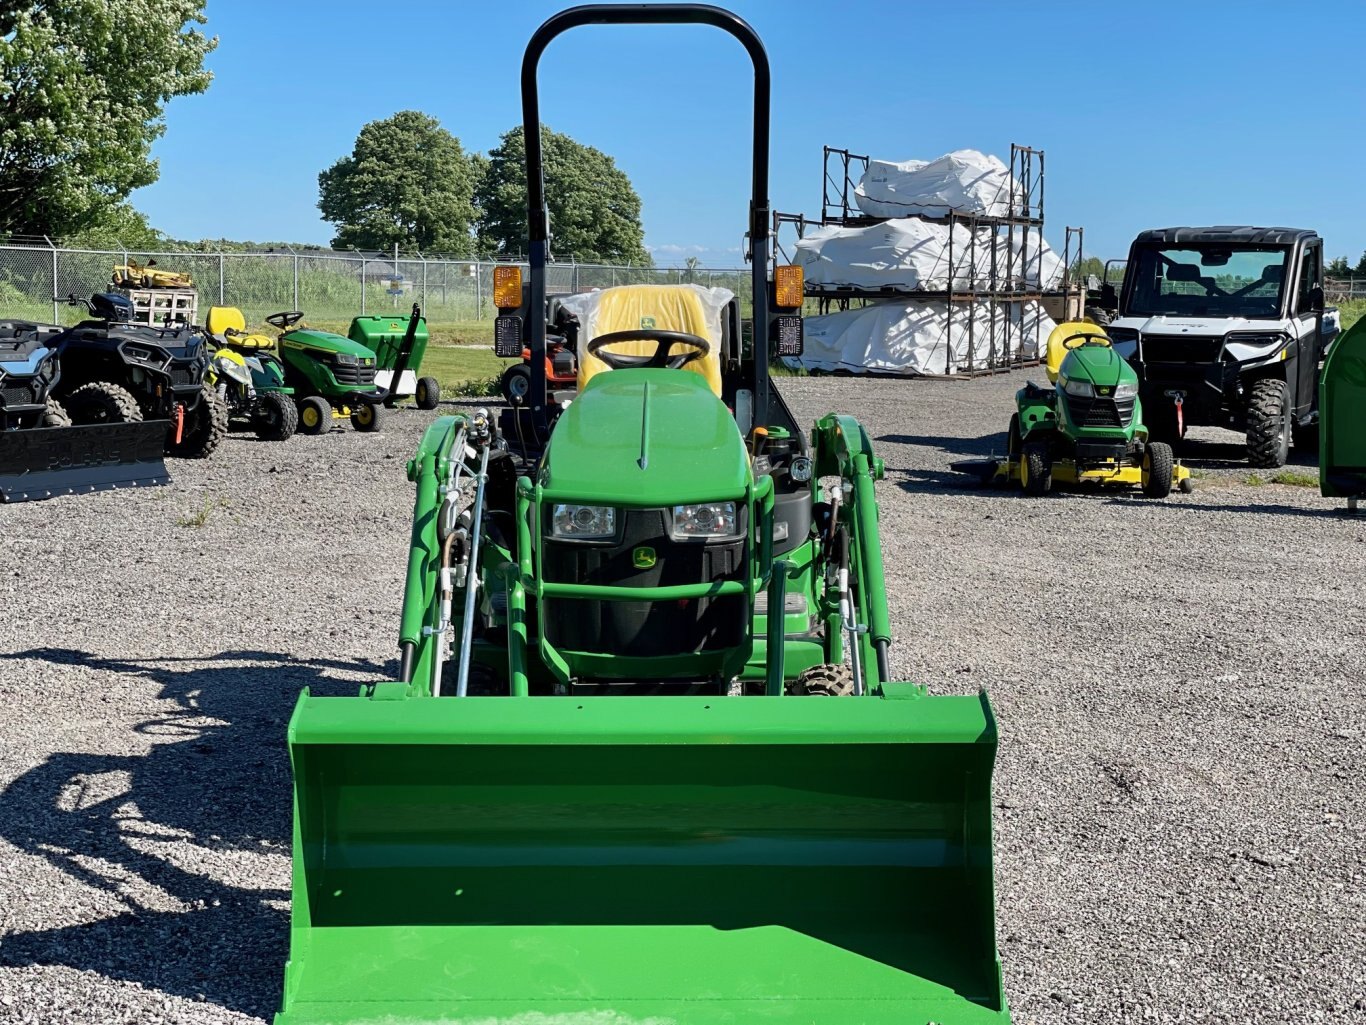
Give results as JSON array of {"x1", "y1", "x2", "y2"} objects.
[
  {"x1": 122, "y1": 287, "x2": 199, "y2": 327},
  {"x1": 774, "y1": 143, "x2": 1079, "y2": 375}
]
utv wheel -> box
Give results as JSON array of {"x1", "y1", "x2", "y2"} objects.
[
  {"x1": 500, "y1": 363, "x2": 531, "y2": 404},
  {"x1": 1022, "y1": 442, "x2": 1052, "y2": 495},
  {"x1": 65, "y1": 382, "x2": 142, "y2": 425},
  {"x1": 297, "y1": 396, "x2": 331, "y2": 435},
  {"x1": 1142, "y1": 441, "x2": 1174, "y2": 498},
  {"x1": 350, "y1": 402, "x2": 382, "y2": 432},
  {"x1": 41, "y1": 398, "x2": 71, "y2": 428},
  {"x1": 171, "y1": 384, "x2": 227, "y2": 458},
  {"x1": 415, "y1": 375, "x2": 441, "y2": 410},
  {"x1": 788, "y1": 663, "x2": 855, "y2": 697},
  {"x1": 1246, "y1": 378, "x2": 1290, "y2": 468},
  {"x1": 253, "y1": 390, "x2": 297, "y2": 441},
  {"x1": 1291, "y1": 418, "x2": 1319, "y2": 454}
]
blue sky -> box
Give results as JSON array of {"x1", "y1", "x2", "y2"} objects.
[{"x1": 136, "y1": 0, "x2": 1366, "y2": 267}]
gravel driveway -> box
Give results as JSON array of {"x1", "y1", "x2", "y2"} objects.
[{"x1": 1, "y1": 372, "x2": 1362, "y2": 1024}]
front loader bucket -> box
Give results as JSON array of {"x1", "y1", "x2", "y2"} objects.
[
  {"x1": 1322, "y1": 315, "x2": 1366, "y2": 506},
  {"x1": 0, "y1": 420, "x2": 170, "y2": 503},
  {"x1": 278, "y1": 691, "x2": 1008, "y2": 1025}
]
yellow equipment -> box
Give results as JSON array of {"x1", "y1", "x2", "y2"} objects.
[
  {"x1": 576, "y1": 284, "x2": 725, "y2": 395},
  {"x1": 112, "y1": 258, "x2": 194, "y2": 290}
]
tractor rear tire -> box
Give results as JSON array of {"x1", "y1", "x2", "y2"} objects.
[
  {"x1": 297, "y1": 396, "x2": 331, "y2": 435},
  {"x1": 350, "y1": 402, "x2": 382, "y2": 432},
  {"x1": 1142, "y1": 441, "x2": 1174, "y2": 498},
  {"x1": 500, "y1": 363, "x2": 531, "y2": 405},
  {"x1": 1246, "y1": 378, "x2": 1291, "y2": 468},
  {"x1": 41, "y1": 398, "x2": 71, "y2": 428},
  {"x1": 789, "y1": 663, "x2": 855, "y2": 697},
  {"x1": 415, "y1": 375, "x2": 441, "y2": 410},
  {"x1": 171, "y1": 384, "x2": 227, "y2": 459},
  {"x1": 66, "y1": 382, "x2": 142, "y2": 425},
  {"x1": 1022, "y1": 442, "x2": 1052, "y2": 495},
  {"x1": 253, "y1": 391, "x2": 297, "y2": 441}
]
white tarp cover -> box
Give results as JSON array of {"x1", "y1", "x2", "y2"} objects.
[
  {"x1": 854, "y1": 150, "x2": 1020, "y2": 220},
  {"x1": 795, "y1": 219, "x2": 1064, "y2": 292},
  {"x1": 788, "y1": 299, "x2": 1058, "y2": 377}
]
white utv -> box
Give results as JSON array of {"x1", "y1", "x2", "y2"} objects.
[{"x1": 1106, "y1": 227, "x2": 1336, "y2": 468}]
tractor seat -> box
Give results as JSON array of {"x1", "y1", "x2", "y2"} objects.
[
  {"x1": 205, "y1": 306, "x2": 274, "y2": 350},
  {"x1": 572, "y1": 284, "x2": 725, "y2": 395},
  {"x1": 1044, "y1": 320, "x2": 1110, "y2": 384}
]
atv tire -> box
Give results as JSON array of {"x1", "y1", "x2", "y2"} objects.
[
  {"x1": 500, "y1": 363, "x2": 531, "y2": 404},
  {"x1": 253, "y1": 390, "x2": 297, "y2": 441},
  {"x1": 1142, "y1": 441, "x2": 1175, "y2": 498},
  {"x1": 789, "y1": 663, "x2": 855, "y2": 697},
  {"x1": 1246, "y1": 378, "x2": 1290, "y2": 468},
  {"x1": 41, "y1": 398, "x2": 71, "y2": 428},
  {"x1": 171, "y1": 384, "x2": 227, "y2": 459},
  {"x1": 1022, "y1": 442, "x2": 1052, "y2": 495},
  {"x1": 415, "y1": 375, "x2": 441, "y2": 410},
  {"x1": 350, "y1": 402, "x2": 382, "y2": 432},
  {"x1": 65, "y1": 382, "x2": 142, "y2": 425},
  {"x1": 297, "y1": 396, "x2": 331, "y2": 435}
]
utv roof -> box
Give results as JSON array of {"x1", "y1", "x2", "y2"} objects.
[{"x1": 1134, "y1": 226, "x2": 1319, "y2": 246}]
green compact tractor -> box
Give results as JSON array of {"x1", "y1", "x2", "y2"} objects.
[
  {"x1": 275, "y1": 8, "x2": 1009, "y2": 1025},
  {"x1": 1320, "y1": 314, "x2": 1366, "y2": 511},
  {"x1": 956, "y1": 320, "x2": 1192, "y2": 496}
]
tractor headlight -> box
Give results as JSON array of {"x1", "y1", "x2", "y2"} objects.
[
  {"x1": 333, "y1": 352, "x2": 358, "y2": 366},
  {"x1": 551, "y1": 504, "x2": 615, "y2": 539},
  {"x1": 671, "y1": 502, "x2": 741, "y2": 540},
  {"x1": 1114, "y1": 381, "x2": 1139, "y2": 400},
  {"x1": 1061, "y1": 377, "x2": 1094, "y2": 398}
]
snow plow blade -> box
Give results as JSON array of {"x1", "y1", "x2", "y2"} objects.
[
  {"x1": 277, "y1": 690, "x2": 1008, "y2": 1025},
  {"x1": 1321, "y1": 315, "x2": 1366, "y2": 509},
  {"x1": 0, "y1": 420, "x2": 171, "y2": 502}
]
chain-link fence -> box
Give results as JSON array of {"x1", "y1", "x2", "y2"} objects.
[{"x1": 0, "y1": 241, "x2": 752, "y2": 327}]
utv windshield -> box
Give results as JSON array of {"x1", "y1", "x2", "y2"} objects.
[{"x1": 1127, "y1": 245, "x2": 1289, "y2": 319}]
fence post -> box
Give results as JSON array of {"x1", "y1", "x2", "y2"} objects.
[
  {"x1": 360, "y1": 254, "x2": 367, "y2": 314},
  {"x1": 292, "y1": 251, "x2": 300, "y2": 311},
  {"x1": 421, "y1": 254, "x2": 428, "y2": 313},
  {"x1": 48, "y1": 237, "x2": 59, "y2": 322},
  {"x1": 218, "y1": 253, "x2": 225, "y2": 304}
]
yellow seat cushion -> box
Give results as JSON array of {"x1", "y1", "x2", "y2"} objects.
[
  {"x1": 205, "y1": 306, "x2": 274, "y2": 350},
  {"x1": 1045, "y1": 320, "x2": 1110, "y2": 383},
  {"x1": 577, "y1": 285, "x2": 724, "y2": 395}
]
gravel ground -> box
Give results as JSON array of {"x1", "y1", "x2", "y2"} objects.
[{"x1": 1, "y1": 373, "x2": 1363, "y2": 1024}]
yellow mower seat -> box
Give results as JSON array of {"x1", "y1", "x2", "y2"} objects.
[
  {"x1": 205, "y1": 306, "x2": 273, "y2": 350},
  {"x1": 577, "y1": 285, "x2": 723, "y2": 395},
  {"x1": 1045, "y1": 319, "x2": 1110, "y2": 383}
]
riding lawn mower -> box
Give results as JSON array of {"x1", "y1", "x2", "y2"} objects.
[
  {"x1": 274, "y1": 7, "x2": 1010, "y2": 1025},
  {"x1": 203, "y1": 306, "x2": 298, "y2": 440},
  {"x1": 955, "y1": 320, "x2": 1192, "y2": 496}
]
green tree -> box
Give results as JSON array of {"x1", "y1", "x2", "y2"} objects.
[
  {"x1": 475, "y1": 125, "x2": 650, "y2": 264},
  {"x1": 319, "y1": 111, "x2": 478, "y2": 256},
  {"x1": 1327, "y1": 255, "x2": 1351, "y2": 277},
  {"x1": 0, "y1": 1, "x2": 214, "y2": 239}
]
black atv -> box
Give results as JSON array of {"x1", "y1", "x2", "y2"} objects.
[
  {"x1": 50, "y1": 293, "x2": 227, "y2": 458},
  {"x1": 0, "y1": 320, "x2": 69, "y2": 430}
]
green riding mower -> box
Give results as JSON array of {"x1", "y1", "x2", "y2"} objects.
[
  {"x1": 274, "y1": 8, "x2": 1009, "y2": 1025},
  {"x1": 955, "y1": 320, "x2": 1192, "y2": 496}
]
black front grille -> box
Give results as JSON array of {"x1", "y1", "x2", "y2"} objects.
[
  {"x1": 1, "y1": 381, "x2": 34, "y2": 407},
  {"x1": 1140, "y1": 335, "x2": 1224, "y2": 363},
  {"x1": 542, "y1": 507, "x2": 747, "y2": 659},
  {"x1": 333, "y1": 362, "x2": 377, "y2": 385},
  {"x1": 1068, "y1": 394, "x2": 1134, "y2": 428},
  {"x1": 167, "y1": 362, "x2": 197, "y2": 386}
]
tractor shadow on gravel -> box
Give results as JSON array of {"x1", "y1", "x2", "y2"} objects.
[{"x1": 0, "y1": 647, "x2": 393, "y2": 1019}]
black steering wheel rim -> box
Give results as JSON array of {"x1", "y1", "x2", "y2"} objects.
[
  {"x1": 586, "y1": 329, "x2": 711, "y2": 370},
  {"x1": 1063, "y1": 332, "x2": 1108, "y2": 350},
  {"x1": 267, "y1": 311, "x2": 304, "y2": 329}
]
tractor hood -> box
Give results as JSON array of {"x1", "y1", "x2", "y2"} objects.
[
  {"x1": 1059, "y1": 344, "x2": 1135, "y2": 389},
  {"x1": 280, "y1": 328, "x2": 376, "y2": 361},
  {"x1": 542, "y1": 369, "x2": 750, "y2": 504}
]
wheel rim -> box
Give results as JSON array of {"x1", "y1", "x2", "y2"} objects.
[
  {"x1": 356, "y1": 406, "x2": 373, "y2": 426},
  {"x1": 302, "y1": 407, "x2": 318, "y2": 428}
]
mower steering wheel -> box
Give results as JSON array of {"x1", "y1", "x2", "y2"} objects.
[
  {"x1": 266, "y1": 311, "x2": 304, "y2": 329},
  {"x1": 1063, "y1": 333, "x2": 1108, "y2": 350},
  {"x1": 586, "y1": 330, "x2": 711, "y2": 370}
]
